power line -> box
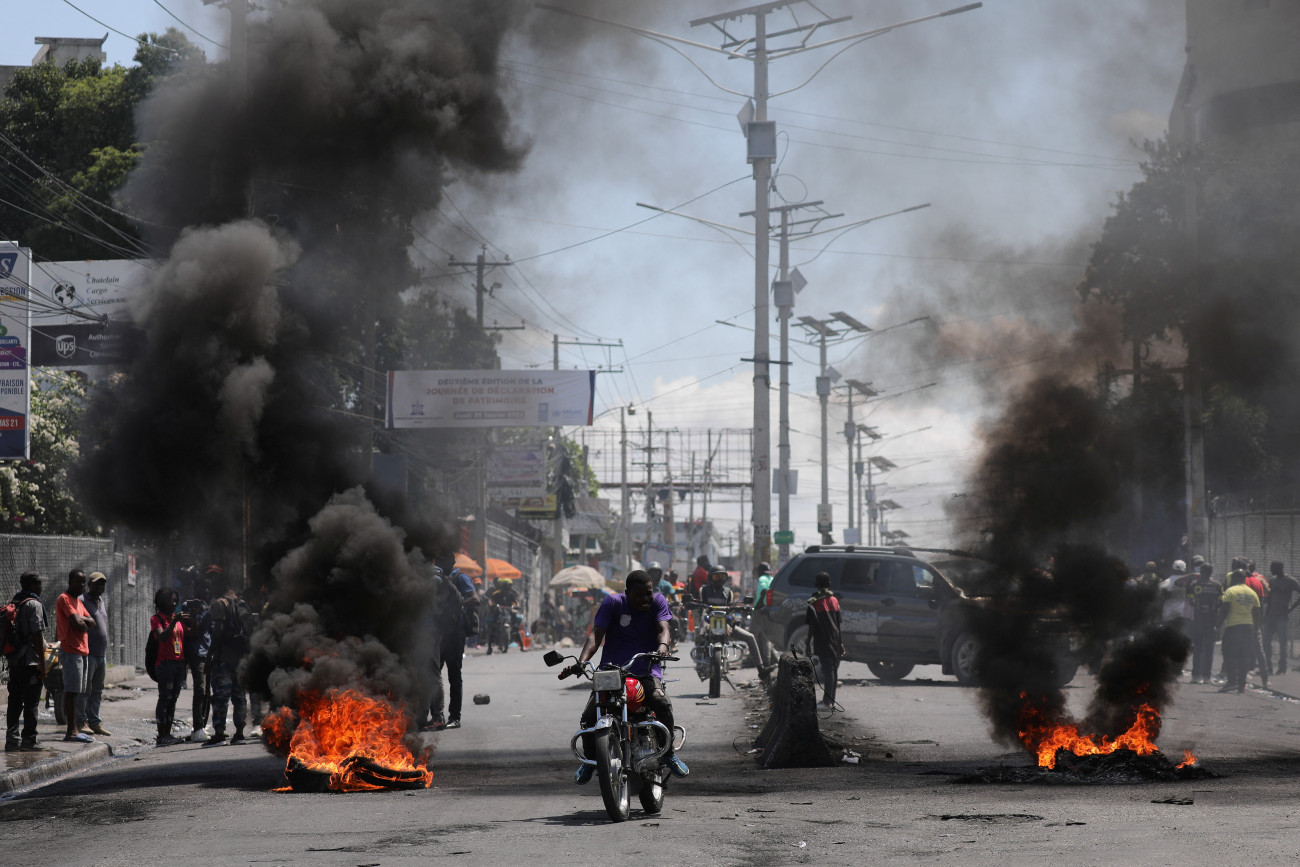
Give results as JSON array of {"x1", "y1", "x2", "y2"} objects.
[
  {"x1": 150, "y1": 0, "x2": 227, "y2": 49},
  {"x1": 57, "y1": 0, "x2": 182, "y2": 55}
]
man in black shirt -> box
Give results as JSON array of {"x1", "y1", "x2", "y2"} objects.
[{"x1": 1262, "y1": 561, "x2": 1300, "y2": 675}]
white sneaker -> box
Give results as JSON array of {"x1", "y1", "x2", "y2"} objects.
[{"x1": 189, "y1": 730, "x2": 207, "y2": 743}]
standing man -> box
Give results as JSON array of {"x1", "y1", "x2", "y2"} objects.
[
  {"x1": 1262, "y1": 561, "x2": 1300, "y2": 675},
  {"x1": 427, "y1": 553, "x2": 478, "y2": 731},
  {"x1": 750, "y1": 561, "x2": 779, "y2": 679},
  {"x1": 1186, "y1": 563, "x2": 1223, "y2": 684},
  {"x1": 179, "y1": 569, "x2": 213, "y2": 743},
  {"x1": 804, "y1": 572, "x2": 844, "y2": 707},
  {"x1": 56, "y1": 570, "x2": 95, "y2": 743},
  {"x1": 5, "y1": 571, "x2": 46, "y2": 751},
  {"x1": 76, "y1": 572, "x2": 111, "y2": 737},
  {"x1": 206, "y1": 571, "x2": 251, "y2": 745},
  {"x1": 1219, "y1": 569, "x2": 1261, "y2": 694}
]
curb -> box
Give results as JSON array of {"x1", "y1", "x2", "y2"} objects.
[
  {"x1": 104, "y1": 666, "x2": 137, "y2": 685},
  {"x1": 0, "y1": 743, "x2": 112, "y2": 795}
]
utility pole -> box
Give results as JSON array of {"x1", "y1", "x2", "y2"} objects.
[
  {"x1": 620, "y1": 406, "x2": 632, "y2": 571},
  {"x1": 449, "y1": 246, "x2": 511, "y2": 328},
  {"x1": 541, "y1": 0, "x2": 978, "y2": 567}
]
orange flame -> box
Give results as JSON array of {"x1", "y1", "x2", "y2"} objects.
[
  {"x1": 264, "y1": 687, "x2": 432, "y2": 792},
  {"x1": 1176, "y1": 749, "x2": 1197, "y2": 769},
  {"x1": 1016, "y1": 691, "x2": 1194, "y2": 770}
]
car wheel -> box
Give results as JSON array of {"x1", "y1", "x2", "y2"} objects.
[
  {"x1": 866, "y1": 660, "x2": 914, "y2": 682},
  {"x1": 950, "y1": 632, "x2": 980, "y2": 685}
]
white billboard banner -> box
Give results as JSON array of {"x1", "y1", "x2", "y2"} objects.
[
  {"x1": 386, "y1": 370, "x2": 595, "y2": 429},
  {"x1": 0, "y1": 244, "x2": 32, "y2": 460}
]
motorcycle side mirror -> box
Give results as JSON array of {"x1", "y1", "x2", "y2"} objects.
[
  {"x1": 543, "y1": 650, "x2": 565, "y2": 667},
  {"x1": 742, "y1": 595, "x2": 754, "y2": 606}
]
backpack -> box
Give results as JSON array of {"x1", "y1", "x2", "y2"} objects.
[
  {"x1": 1, "y1": 597, "x2": 35, "y2": 657},
  {"x1": 214, "y1": 595, "x2": 256, "y2": 658},
  {"x1": 144, "y1": 630, "x2": 159, "y2": 681}
]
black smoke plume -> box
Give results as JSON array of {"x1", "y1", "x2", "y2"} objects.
[{"x1": 74, "y1": 0, "x2": 531, "y2": 728}]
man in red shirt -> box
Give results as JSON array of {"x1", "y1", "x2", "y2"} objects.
[
  {"x1": 688, "y1": 556, "x2": 711, "y2": 600},
  {"x1": 55, "y1": 570, "x2": 96, "y2": 743},
  {"x1": 150, "y1": 587, "x2": 187, "y2": 746},
  {"x1": 804, "y1": 572, "x2": 844, "y2": 708}
]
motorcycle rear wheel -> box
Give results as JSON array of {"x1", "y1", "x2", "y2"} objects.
[
  {"x1": 595, "y1": 728, "x2": 630, "y2": 822},
  {"x1": 708, "y1": 647, "x2": 722, "y2": 698}
]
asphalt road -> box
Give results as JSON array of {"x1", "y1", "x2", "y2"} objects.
[{"x1": 3, "y1": 647, "x2": 1300, "y2": 866}]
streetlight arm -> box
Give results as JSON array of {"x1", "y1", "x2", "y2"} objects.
[
  {"x1": 770, "y1": 3, "x2": 982, "y2": 96},
  {"x1": 636, "y1": 203, "x2": 753, "y2": 236},
  {"x1": 798, "y1": 203, "x2": 931, "y2": 240}
]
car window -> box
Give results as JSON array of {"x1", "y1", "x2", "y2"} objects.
[
  {"x1": 878, "y1": 560, "x2": 918, "y2": 597},
  {"x1": 840, "y1": 558, "x2": 880, "y2": 592},
  {"x1": 915, "y1": 565, "x2": 935, "y2": 591},
  {"x1": 785, "y1": 557, "x2": 840, "y2": 589}
]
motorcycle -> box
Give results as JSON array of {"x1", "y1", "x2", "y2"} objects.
[
  {"x1": 544, "y1": 648, "x2": 684, "y2": 823},
  {"x1": 685, "y1": 599, "x2": 752, "y2": 699}
]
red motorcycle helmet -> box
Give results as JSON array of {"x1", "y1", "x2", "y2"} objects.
[{"x1": 624, "y1": 676, "x2": 646, "y2": 712}]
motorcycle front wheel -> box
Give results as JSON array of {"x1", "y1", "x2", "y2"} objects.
[
  {"x1": 594, "y1": 728, "x2": 630, "y2": 822},
  {"x1": 638, "y1": 774, "x2": 665, "y2": 814},
  {"x1": 708, "y1": 647, "x2": 722, "y2": 698}
]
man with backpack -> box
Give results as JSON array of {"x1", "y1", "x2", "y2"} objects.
[
  {"x1": 4, "y1": 571, "x2": 47, "y2": 751},
  {"x1": 424, "y1": 554, "x2": 479, "y2": 731},
  {"x1": 206, "y1": 570, "x2": 252, "y2": 745},
  {"x1": 178, "y1": 567, "x2": 213, "y2": 743}
]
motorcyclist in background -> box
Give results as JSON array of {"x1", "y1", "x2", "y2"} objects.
[
  {"x1": 648, "y1": 563, "x2": 679, "y2": 650},
  {"x1": 699, "y1": 566, "x2": 769, "y2": 685},
  {"x1": 564, "y1": 570, "x2": 688, "y2": 784}
]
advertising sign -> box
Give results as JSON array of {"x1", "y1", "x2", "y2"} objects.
[
  {"x1": 0, "y1": 244, "x2": 31, "y2": 460},
  {"x1": 386, "y1": 370, "x2": 595, "y2": 429},
  {"x1": 488, "y1": 447, "x2": 549, "y2": 506},
  {"x1": 29, "y1": 259, "x2": 150, "y2": 370}
]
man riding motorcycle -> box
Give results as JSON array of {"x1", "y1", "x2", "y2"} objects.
[
  {"x1": 647, "y1": 562, "x2": 680, "y2": 649},
  {"x1": 563, "y1": 570, "x2": 689, "y2": 783},
  {"x1": 699, "y1": 566, "x2": 769, "y2": 685}
]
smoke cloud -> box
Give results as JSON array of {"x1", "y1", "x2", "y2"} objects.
[{"x1": 75, "y1": 0, "x2": 535, "y2": 729}]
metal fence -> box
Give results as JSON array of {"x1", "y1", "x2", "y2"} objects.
[
  {"x1": 0, "y1": 534, "x2": 163, "y2": 670},
  {"x1": 1208, "y1": 508, "x2": 1300, "y2": 662}
]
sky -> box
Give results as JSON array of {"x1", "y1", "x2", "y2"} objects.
[{"x1": 3, "y1": 1, "x2": 1189, "y2": 557}]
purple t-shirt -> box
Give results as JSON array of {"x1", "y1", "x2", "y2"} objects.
[{"x1": 595, "y1": 592, "x2": 674, "y2": 678}]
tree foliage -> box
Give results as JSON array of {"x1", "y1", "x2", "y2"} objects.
[
  {"x1": 0, "y1": 29, "x2": 203, "y2": 260},
  {"x1": 0, "y1": 373, "x2": 100, "y2": 534}
]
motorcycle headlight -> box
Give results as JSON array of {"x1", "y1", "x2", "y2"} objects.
[{"x1": 593, "y1": 669, "x2": 623, "y2": 692}]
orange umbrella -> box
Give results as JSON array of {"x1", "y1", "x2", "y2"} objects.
[
  {"x1": 486, "y1": 558, "x2": 522, "y2": 580},
  {"x1": 454, "y1": 552, "x2": 482, "y2": 578}
]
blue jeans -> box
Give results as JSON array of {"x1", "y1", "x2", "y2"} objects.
[{"x1": 76, "y1": 655, "x2": 106, "y2": 727}]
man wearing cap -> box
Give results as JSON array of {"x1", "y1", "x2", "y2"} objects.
[
  {"x1": 5, "y1": 571, "x2": 47, "y2": 751},
  {"x1": 56, "y1": 570, "x2": 97, "y2": 743},
  {"x1": 1159, "y1": 560, "x2": 1192, "y2": 629},
  {"x1": 76, "y1": 572, "x2": 112, "y2": 737}
]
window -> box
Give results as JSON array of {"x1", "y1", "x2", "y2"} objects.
[
  {"x1": 878, "y1": 560, "x2": 918, "y2": 597},
  {"x1": 840, "y1": 558, "x2": 879, "y2": 591},
  {"x1": 786, "y1": 558, "x2": 839, "y2": 588}
]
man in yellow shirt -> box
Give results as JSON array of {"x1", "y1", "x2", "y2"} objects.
[{"x1": 1219, "y1": 571, "x2": 1261, "y2": 693}]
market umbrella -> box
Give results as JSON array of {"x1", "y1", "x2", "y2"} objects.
[
  {"x1": 486, "y1": 558, "x2": 522, "y2": 580},
  {"x1": 549, "y1": 564, "x2": 607, "y2": 589},
  {"x1": 454, "y1": 552, "x2": 482, "y2": 578}
]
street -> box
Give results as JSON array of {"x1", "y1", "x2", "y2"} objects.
[{"x1": 4, "y1": 646, "x2": 1300, "y2": 865}]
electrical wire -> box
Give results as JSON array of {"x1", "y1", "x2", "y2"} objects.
[{"x1": 149, "y1": 0, "x2": 227, "y2": 49}]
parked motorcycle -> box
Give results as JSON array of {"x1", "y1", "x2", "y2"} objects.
[
  {"x1": 685, "y1": 599, "x2": 752, "y2": 698},
  {"x1": 544, "y1": 648, "x2": 684, "y2": 823}
]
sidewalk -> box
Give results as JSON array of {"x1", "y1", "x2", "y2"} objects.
[{"x1": 1, "y1": 666, "x2": 177, "y2": 794}]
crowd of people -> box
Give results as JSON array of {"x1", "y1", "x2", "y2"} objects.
[{"x1": 1153, "y1": 555, "x2": 1300, "y2": 692}]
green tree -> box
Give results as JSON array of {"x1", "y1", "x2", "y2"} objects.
[
  {"x1": 0, "y1": 29, "x2": 203, "y2": 259},
  {"x1": 0, "y1": 372, "x2": 100, "y2": 534}
]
